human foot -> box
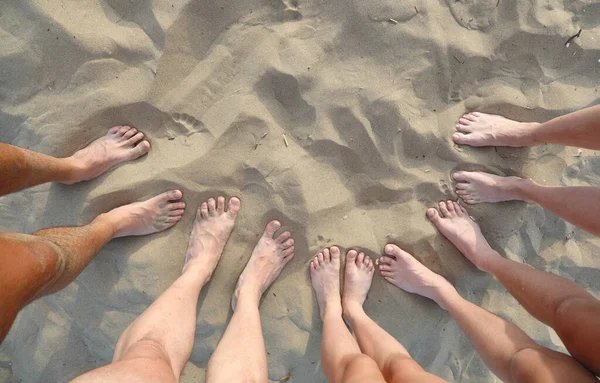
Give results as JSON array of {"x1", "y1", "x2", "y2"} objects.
[
  {"x1": 378, "y1": 244, "x2": 454, "y2": 309},
  {"x1": 426, "y1": 201, "x2": 500, "y2": 271},
  {"x1": 64, "y1": 126, "x2": 151, "y2": 183},
  {"x1": 182, "y1": 196, "x2": 241, "y2": 279},
  {"x1": 454, "y1": 171, "x2": 532, "y2": 204},
  {"x1": 231, "y1": 220, "x2": 295, "y2": 309},
  {"x1": 310, "y1": 247, "x2": 342, "y2": 319},
  {"x1": 341, "y1": 250, "x2": 374, "y2": 316},
  {"x1": 103, "y1": 190, "x2": 186, "y2": 238},
  {"x1": 453, "y1": 112, "x2": 539, "y2": 147}
]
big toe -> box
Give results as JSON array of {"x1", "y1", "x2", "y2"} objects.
[
  {"x1": 330, "y1": 246, "x2": 341, "y2": 260},
  {"x1": 453, "y1": 171, "x2": 472, "y2": 182},
  {"x1": 227, "y1": 197, "x2": 241, "y2": 218},
  {"x1": 131, "y1": 140, "x2": 151, "y2": 158},
  {"x1": 264, "y1": 220, "x2": 281, "y2": 238},
  {"x1": 453, "y1": 133, "x2": 474, "y2": 146},
  {"x1": 426, "y1": 208, "x2": 441, "y2": 224}
]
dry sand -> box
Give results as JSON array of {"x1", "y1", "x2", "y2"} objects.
[{"x1": 1, "y1": 0, "x2": 600, "y2": 382}]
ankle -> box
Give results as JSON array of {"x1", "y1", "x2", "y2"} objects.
[
  {"x1": 520, "y1": 122, "x2": 542, "y2": 146},
  {"x1": 477, "y1": 249, "x2": 504, "y2": 273},
  {"x1": 342, "y1": 300, "x2": 364, "y2": 320},
  {"x1": 512, "y1": 178, "x2": 537, "y2": 202},
  {"x1": 91, "y1": 212, "x2": 120, "y2": 239},
  {"x1": 59, "y1": 156, "x2": 86, "y2": 184}
]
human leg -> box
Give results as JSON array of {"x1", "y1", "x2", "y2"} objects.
[
  {"x1": 379, "y1": 243, "x2": 598, "y2": 383},
  {"x1": 453, "y1": 171, "x2": 600, "y2": 237},
  {"x1": 0, "y1": 126, "x2": 150, "y2": 196},
  {"x1": 425, "y1": 200, "x2": 600, "y2": 375},
  {"x1": 73, "y1": 196, "x2": 240, "y2": 382},
  {"x1": 341, "y1": 249, "x2": 446, "y2": 383},
  {"x1": 0, "y1": 190, "x2": 185, "y2": 343},
  {"x1": 206, "y1": 220, "x2": 294, "y2": 383},
  {"x1": 310, "y1": 247, "x2": 386, "y2": 383},
  {"x1": 452, "y1": 105, "x2": 600, "y2": 149}
]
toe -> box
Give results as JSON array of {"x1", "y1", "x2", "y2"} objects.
[
  {"x1": 282, "y1": 239, "x2": 294, "y2": 249},
  {"x1": 117, "y1": 126, "x2": 130, "y2": 136},
  {"x1": 453, "y1": 201, "x2": 463, "y2": 215},
  {"x1": 458, "y1": 118, "x2": 472, "y2": 126},
  {"x1": 131, "y1": 141, "x2": 151, "y2": 158},
  {"x1": 379, "y1": 255, "x2": 393, "y2": 265},
  {"x1": 456, "y1": 183, "x2": 469, "y2": 190},
  {"x1": 169, "y1": 202, "x2": 186, "y2": 210},
  {"x1": 456, "y1": 189, "x2": 469, "y2": 196},
  {"x1": 346, "y1": 249, "x2": 358, "y2": 263},
  {"x1": 439, "y1": 201, "x2": 450, "y2": 217},
  {"x1": 459, "y1": 205, "x2": 469, "y2": 215},
  {"x1": 379, "y1": 264, "x2": 391, "y2": 272},
  {"x1": 166, "y1": 216, "x2": 182, "y2": 224},
  {"x1": 446, "y1": 200, "x2": 456, "y2": 214},
  {"x1": 317, "y1": 252, "x2": 324, "y2": 265},
  {"x1": 200, "y1": 202, "x2": 209, "y2": 218},
  {"x1": 207, "y1": 198, "x2": 217, "y2": 215},
  {"x1": 123, "y1": 128, "x2": 138, "y2": 140},
  {"x1": 384, "y1": 244, "x2": 403, "y2": 257},
  {"x1": 310, "y1": 261, "x2": 315, "y2": 270},
  {"x1": 453, "y1": 133, "x2": 472, "y2": 146},
  {"x1": 108, "y1": 126, "x2": 121, "y2": 135},
  {"x1": 380, "y1": 270, "x2": 392, "y2": 278},
  {"x1": 330, "y1": 246, "x2": 341, "y2": 260},
  {"x1": 157, "y1": 190, "x2": 182, "y2": 206},
  {"x1": 126, "y1": 132, "x2": 144, "y2": 146},
  {"x1": 323, "y1": 248, "x2": 331, "y2": 263},
  {"x1": 169, "y1": 209, "x2": 185, "y2": 216},
  {"x1": 456, "y1": 124, "x2": 473, "y2": 134},
  {"x1": 463, "y1": 113, "x2": 476, "y2": 121},
  {"x1": 453, "y1": 171, "x2": 471, "y2": 182},
  {"x1": 275, "y1": 231, "x2": 291, "y2": 244},
  {"x1": 356, "y1": 251, "x2": 365, "y2": 266},
  {"x1": 265, "y1": 220, "x2": 281, "y2": 238},
  {"x1": 426, "y1": 208, "x2": 441, "y2": 224},
  {"x1": 362, "y1": 253, "x2": 370, "y2": 266},
  {"x1": 226, "y1": 197, "x2": 241, "y2": 218},
  {"x1": 217, "y1": 196, "x2": 225, "y2": 213},
  {"x1": 283, "y1": 247, "x2": 295, "y2": 258}
]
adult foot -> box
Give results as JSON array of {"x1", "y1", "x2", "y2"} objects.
[
  {"x1": 426, "y1": 201, "x2": 500, "y2": 271},
  {"x1": 104, "y1": 190, "x2": 186, "y2": 238},
  {"x1": 379, "y1": 244, "x2": 453, "y2": 308},
  {"x1": 65, "y1": 126, "x2": 151, "y2": 183},
  {"x1": 341, "y1": 250, "x2": 374, "y2": 316},
  {"x1": 182, "y1": 196, "x2": 241, "y2": 279},
  {"x1": 453, "y1": 112, "x2": 539, "y2": 147},
  {"x1": 454, "y1": 171, "x2": 532, "y2": 204},
  {"x1": 310, "y1": 247, "x2": 342, "y2": 319},
  {"x1": 232, "y1": 220, "x2": 295, "y2": 309}
]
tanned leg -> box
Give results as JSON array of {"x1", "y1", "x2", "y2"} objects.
[
  {"x1": 423, "y1": 200, "x2": 600, "y2": 376},
  {"x1": 379, "y1": 241, "x2": 597, "y2": 383},
  {"x1": 206, "y1": 220, "x2": 295, "y2": 383},
  {"x1": 73, "y1": 196, "x2": 240, "y2": 382},
  {"x1": 342, "y1": 250, "x2": 447, "y2": 383},
  {"x1": 310, "y1": 247, "x2": 386, "y2": 383},
  {"x1": 0, "y1": 126, "x2": 150, "y2": 196},
  {"x1": 452, "y1": 105, "x2": 600, "y2": 149},
  {"x1": 0, "y1": 190, "x2": 185, "y2": 343}
]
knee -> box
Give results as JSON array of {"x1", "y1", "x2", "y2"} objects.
[
  {"x1": 382, "y1": 354, "x2": 425, "y2": 381},
  {"x1": 341, "y1": 354, "x2": 383, "y2": 383},
  {"x1": 509, "y1": 347, "x2": 546, "y2": 382}
]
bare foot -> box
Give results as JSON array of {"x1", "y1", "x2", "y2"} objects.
[
  {"x1": 426, "y1": 201, "x2": 500, "y2": 271},
  {"x1": 310, "y1": 247, "x2": 342, "y2": 319},
  {"x1": 341, "y1": 250, "x2": 374, "y2": 315},
  {"x1": 182, "y1": 196, "x2": 241, "y2": 280},
  {"x1": 65, "y1": 126, "x2": 151, "y2": 183},
  {"x1": 379, "y1": 244, "x2": 453, "y2": 309},
  {"x1": 454, "y1": 171, "x2": 532, "y2": 204},
  {"x1": 453, "y1": 112, "x2": 539, "y2": 147},
  {"x1": 103, "y1": 190, "x2": 186, "y2": 238},
  {"x1": 232, "y1": 220, "x2": 295, "y2": 310}
]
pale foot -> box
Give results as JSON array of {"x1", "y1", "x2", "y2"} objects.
[
  {"x1": 231, "y1": 220, "x2": 295, "y2": 310},
  {"x1": 378, "y1": 244, "x2": 453, "y2": 309},
  {"x1": 310, "y1": 247, "x2": 342, "y2": 319},
  {"x1": 341, "y1": 250, "x2": 374, "y2": 316},
  {"x1": 426, "y1": 200, "x2": 501, "y2": 271},
  {"x1": 182, "y1": 196, "x2": 241, "y2": 280},
  {"x1": 65, "y1": 126, "x2": 151, "y2": 183},
  {"x1": 103, "y1": 190, "x2": 186, "y2": 238},
  {"x1": 453, "y1": 112, "x2": 539, "y2": 147},
  {"x1": 454, "y1": 171, "x2": 532, "y2": 204}
]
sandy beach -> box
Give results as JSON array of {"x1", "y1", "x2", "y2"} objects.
[{"x1": 1, "y1": 0, "x2": 600, "y2": 381}]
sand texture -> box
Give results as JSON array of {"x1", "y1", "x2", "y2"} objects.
[{"x1": 1, "y1": 0, "x2": 600, "y2": 382}]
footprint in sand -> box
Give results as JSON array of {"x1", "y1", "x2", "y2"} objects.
[
  {"x1": 445, "y1": 0, "x2": 498, "y2": 31},
  {"x1": 282, "y1": 0, "x2": 302, "y2": 21},
  {"x1": 164, "y1": 112, "x2": 208, "y2": 140}
]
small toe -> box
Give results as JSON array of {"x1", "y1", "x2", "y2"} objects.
[
  {"x1": 379, "y1": 264, "x2": 391, "y2": 272},
  {"x1": 317, "y1": 252, "x2": 324, "y2": 264},
  {"x1": 275, "y1": 231, "x2": 291, "y2": 244},
  {"x1": 453, "y1": 201, "x2": 462, "y2": 215},
  {"x1": 123, "y1": 128, "x2": 138, "y2": 140},
  {"x1": 362, "y1": 254, "x2": 370, "y2": 266},
  {"x1": 456, "y1": 124, "x2": 473, "y2": 134},
  {"x1": 282, "y1": 239, "x2": 294, "y2": 249},
  {"x1": 200, "y1": 202, "x2": 209, "y2": 218},
  {"x1": 169, "y1": 202, "x2": 186, "y2": 210},
  {"x1": 356, "y1": 251, "x2": 365, "y2": 265},
  {"x1": 446, "y1": 200, "x2": 455, "y2": 213},
  {"x1": 169, "y1": 209, "x2": 185, "y2": 216},
  {"x1": 459, "y1": 205, "x2": 469, "y2": 214},
  {"x1": 379, "y1": 255, "x2": 393, "y2": 265},
  {"x1": 207, "y1": 198, "x2": 217, "y2": 215},
  {"x1": 458, "y1": 118, "x2": 472, "y2": 126},
  {"x1": 117, "y1": 126, "x2": 130, "y2": 136},
  {"x1": 439, "y1": 201, "x2": 450, "y2": 217},
  {"x1": 217, "y1": 196, "x2": 225, "y2": 213},
  {"x1": 108, "y1": 126, "x2": 121, "y2": 134},
  {"x1": 283, "y1": 247, "x2": 295, "y2": 258},
  {"x1": 323, "y1": 248, "x2": 331, "y2": 262}
]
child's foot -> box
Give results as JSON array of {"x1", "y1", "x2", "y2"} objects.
[
  {"x1": 232, "y1": 220, "x2": 295, "y2": 309},
  {"x1": 426, "y1": 201, "x2": 500, "y2": 271},
  {"x1": 379, "y1": 244, "x2": 453, "y2": 308},
  {"x1": 341, "y1": 250, "x2": 374, "y2": 317},
  {"x1": 183, "y1": 196, "x2": 241, "y2": 280},
  {"x1": 66, "y1": 126, "x2": 151, "y2": 183},
  {"x1": 454, "y1": 171, "x2": 531, "y2": 204},
  {"x1": 103, "y1": 190, "x2": 186, "y2": 238},
  {"x1": 310, "y1": 247, "x2": 342, "y2": 319},
  {"x1": 453, "y1": 112, "x2": 539, "y2": 147}
]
